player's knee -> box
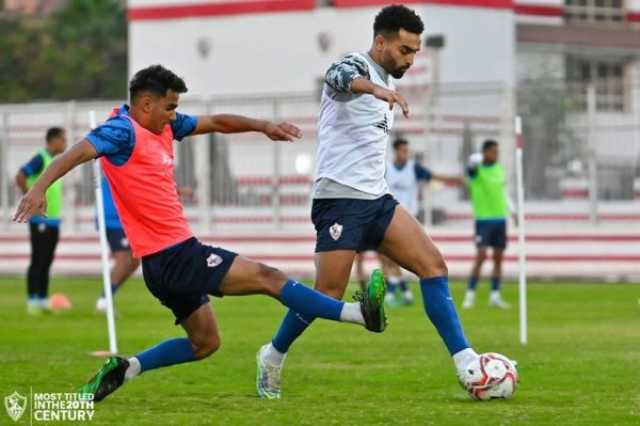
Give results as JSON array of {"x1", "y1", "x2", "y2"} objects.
[
  {"x1": 130, "y1": 257, "x2": 141, "y2": 270},
  {"x1": 315, "y1": 281, "x2": 346, "y2": 299},
  {"x1": 416, "y1": 251, "x2": 448, "y2": 278},
  {"x1": 255, "y1": 263, "x2": 288, "y2": 297},
  {"x1": 192, "y1": 335, "x2": 221, "y2": 360}
]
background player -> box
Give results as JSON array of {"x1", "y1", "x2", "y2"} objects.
[
  {"x1": 462, "y1": 139, "x2": 513, "y2": 309},
  {"x1": 94, "y1": 174, "x2": 140, "y2": 312},
  {"x1": 15, "y1": 127, "x2": 67, "y2": 315},
  {"x1": 382, "y1": 137, "x2": 463, "y2": 306},
  {"x1": 257, "y1": 5, "x2": 484, "y2": 399},
  {"x1": 13, "y1": 65, "x2": 387, "y2": 403}
]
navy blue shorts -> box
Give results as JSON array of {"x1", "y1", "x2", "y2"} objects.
[
  {"x1": 142, "y1": 237, "x2": 238, "y2": 325},
  {"x1": 312, "y1": 194, "x2": 399, "y2": 253},
  {"x1": 106, "y1": 228, "x2": 130, "y2": 253},
  {"x1": 475, "y1": 220, "x2": 507, "y2": 249}
]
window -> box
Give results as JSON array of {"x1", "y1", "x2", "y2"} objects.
[
  {"x1": 564, "y1": 0, "x2": 624, "y2": 23},
  {"x1": 566, "y1": 56, "x2": 627, "y2": 112}
]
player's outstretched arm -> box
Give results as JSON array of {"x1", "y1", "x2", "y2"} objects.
[
  {"x1": 352, "y1": 78, "x2": 410, "y2": 118},
  {"x1": 192, "y1": 114, "x2": 302, "y2": 142},
  {"x1": 432, "y1": 174, "x2": 465, "y2": 186},
  {"x1": 13, "y1": 140, "x2": 98, "y2": 223}
]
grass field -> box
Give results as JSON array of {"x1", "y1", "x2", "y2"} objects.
[{"x1": 0, "y1": 276, "x2": 639, "y2": 426}]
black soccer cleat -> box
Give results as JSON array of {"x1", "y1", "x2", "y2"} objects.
[{"x1": 78, "y1": 356, "x2": 129, "y2": 402}]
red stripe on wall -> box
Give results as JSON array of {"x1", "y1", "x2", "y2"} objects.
[
  {"x1": 125, "y1": 1, "x2": 640, "y2": 21},
  {"x1": 128, "y1": 0, "x2": 315, "y2": 21},
  {"x1": 332, "y1": 0, "x2": 512, "y2": 9},
  {"x1": 1, "y1": 253, "x2": 639, "y2": 263},
  {"x1": 3, "y1": 234, "x2": 640, "y2": 244},
  {"x1": 514, "y1": 4, "x2": 563, "y2": 17}
]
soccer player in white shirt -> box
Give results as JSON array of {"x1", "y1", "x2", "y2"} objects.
[
  {"x1": 382, "y1": 138, "x2": 462, "y2": 306},
  {"x1": 256, "y1": 5, "x2": 487, "y2": 399}
]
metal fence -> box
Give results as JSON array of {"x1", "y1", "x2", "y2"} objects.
[{"x1": 1, "y1": 79, "x2": 639, "y2": 233}]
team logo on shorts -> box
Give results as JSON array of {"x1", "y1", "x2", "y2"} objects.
[
  {"x1": 121, "y1": 238, "x2": 129, "y2": 248},
  {"x1": 329, "y1": 223, "x2": 343, "y2": 241},
  {"x1": 206, "y1": 254, "x2": 223, "y2": 268},
  {"x1": 4, "y1": 391, "x2": 27, "y2": 422}
]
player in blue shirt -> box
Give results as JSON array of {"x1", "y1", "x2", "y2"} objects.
[
  {"x1": 89, "y1": 103, "x2": 199, "y2": 312},
  {"x1": 95, "y1": 175, "x2": 141, "y2": 312}
]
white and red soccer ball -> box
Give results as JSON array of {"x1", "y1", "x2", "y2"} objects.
[{"x1": 459, "y1": 353, "x2": 518, "y2": 400}]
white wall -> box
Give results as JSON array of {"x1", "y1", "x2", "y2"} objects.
[
  {"x1": 129, "y1": 5, "x2": 515, "y2": 97},
  {"x1": 516, "y1": 45, "x2": 565, "y2": 81}
]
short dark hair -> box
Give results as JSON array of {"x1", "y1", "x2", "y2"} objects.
[
  {"x1": 482, "y1": 139, "x2": 498, "y2": 152},
  {"x1": 46, "y1": 127, "x2": 65, "y2": 143},
  {"x1": 374, "y1": 5, "x2": 424, "y2": 37},
  {"x1": 129, "y1": 65, "x2": 188, "y2": 101},
  {"x1": 393, "y1": 138, "x2": 409, "y2": 150}
]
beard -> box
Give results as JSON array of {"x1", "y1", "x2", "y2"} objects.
[{"x1": 390, "y1": 64, "x2": 411, "y2": 79}]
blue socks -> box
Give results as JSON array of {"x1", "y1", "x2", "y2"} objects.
[
  {"x1": 136, "y1": 338, "x2": 196, "y2": 373},
  {"x1": 272, "y1": 310, "x2": 315, "y2": 353},
  {"x1": 468, "y1": 276, "x2": 479, "y2": 290},
  {"x1": 271, "y1": 279, "x2": 347, "y2": 353},
  {"x1": 101, "y1": 283, "x2": 120, "y2": 298},
  {"x1": 398, "y1": 280, "x2": 409, "y2": 292},
  {"x1": 420, "y1": 276, "x2": 470, "y2": 355},
  {"x1": 279, "y1": 280, "x2": 343, "y2": 321},
  {"x1": 491, "y1": 277, "x2": 501, "y2": 291}
]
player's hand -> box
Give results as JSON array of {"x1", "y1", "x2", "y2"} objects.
[
  {"x1": 372, "y1": 86, "x2": 410, "y2": 118},
  {"x1": 13, "y1": 188, "x2": 47, "y2": 223},
  {"x1": 264, "y1": 122, "x2": 303, "y2": 142}
]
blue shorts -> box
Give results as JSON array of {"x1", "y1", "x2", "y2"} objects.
[
  {"x1": 141, "y1": 237, "x2": 238, "y2": 325},
  {"x1": 475, "y1": 220, "x2": 507, "y2": 249},
  {"x1": 312, "y1": 194, "x2": 398, "y2": 253},
  {"x1": 106, "y1": 228, "x2": 131, "y2": 253}
]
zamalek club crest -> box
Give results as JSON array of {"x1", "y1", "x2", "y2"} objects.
[
  {"x1": 329, "y1": 223, "x2": 343, "y2": 241},
  {"x1": 206, "y1": 253, "x2": 223, "y2": 268},
  {"x1": 4, "y1": 391, "x2": 27, "y2": 422}
]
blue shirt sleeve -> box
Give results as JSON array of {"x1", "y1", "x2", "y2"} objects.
[
  {"x1": 171, "y1": 112, "x2": 198, "y2": 141},
  {"x1": 20, "y1": 154, "x2": 44, "y2": 177},
  {"x1": 85, "y1": 117, "x2": 135, "y2": 166},
  {"x1": 414, "y1": 163, "x2": 433, "y2": 182}
]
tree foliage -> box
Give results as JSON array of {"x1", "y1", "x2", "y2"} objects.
[{"x1": 0, "y1": 0, "x2": 126, "y2": 102}]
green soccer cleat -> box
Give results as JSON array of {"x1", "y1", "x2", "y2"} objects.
[
  {"x1": 78, "y1": 356, "x2": 129, "y2": 402},
  {"x1": 354, "y1": 269, "x2": 387, "y2": 333}
]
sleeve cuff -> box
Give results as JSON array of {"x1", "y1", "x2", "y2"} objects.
[{"x1": 85, "y1": 134, "x2": 104, "y2": 157}]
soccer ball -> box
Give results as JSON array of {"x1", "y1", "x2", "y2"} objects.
[{"x1": 459, "y1": 353, "x2": 518, "y2": 400}]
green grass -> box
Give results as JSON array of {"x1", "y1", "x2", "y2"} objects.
[{"x1": 1, "y1": 276, "x2": 639, "y2": 426}]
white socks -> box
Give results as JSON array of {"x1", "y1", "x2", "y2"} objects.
[
  {"x1": 453, "y1": 348, "x2": 479, "y2": 372},
  {"x1": 263, "y1": 343, "x2": 286, "y2": 365},
  {"x1": 339, "y1": 302, "x2": 365, "y2": 325},
  {"x1": 124, "y1": 357, "x2": 141, "y2": 381}
]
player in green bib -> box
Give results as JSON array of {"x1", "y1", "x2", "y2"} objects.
[
  {"x1": 462, "y1": 140, "x2": 512, "y2": 309},
  {"x1": 15, "y1": 127, "x2": 67, "y2": 314}
]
